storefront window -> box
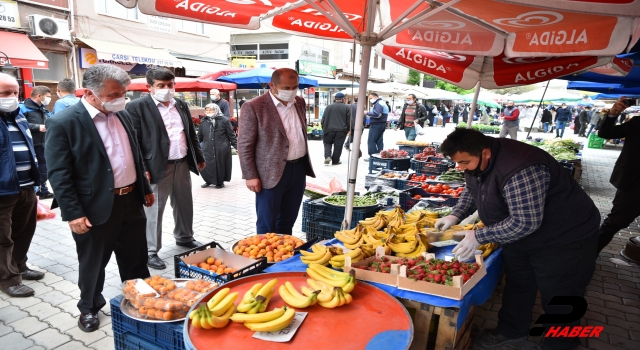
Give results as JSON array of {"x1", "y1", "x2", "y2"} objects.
[
  {"x1": 232, "y1": 44, "x2": 288, "y2": 60},
  {"x1": 33, "y1": 52, "x2": 67, "y2": 82},
  {"x1": 180, "y1": 21, "x2": 205, "y2": 35},
  {"x1": 95, "y1": 0, "x2": 141, "y2": 20}
]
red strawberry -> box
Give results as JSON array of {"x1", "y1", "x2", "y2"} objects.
[
  {"x1": 462, "y1": 273, "x2": 471, "y2": 282},
  {"x1": 434, "y1": 274, "x2": 442, "y2": 283},
  {"x1": 468, "y1": 268, "x2": 477, "y2": 275}
]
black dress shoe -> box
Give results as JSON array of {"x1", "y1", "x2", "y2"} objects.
[
  {"x1": 78, "y1": 312, "x2": 100, "y2": 332},
  {"x1": 147, "y1": 254, "x2": 166, "y2": 270},
  {"x1": 176, "y1": 240, "x2": 203, "y2": 249},
  {"x1": 201, "y1": 183, "x2": 211, "y2": 188},
  {"x1": 0, "y1": 283, "x2": 35, "y2": 297},
  {"x1": 37, "y1": 192, "x2": 54, "y2": 199},
  {"x1": 20, "y1": 269, "x2": 45, "y2": 280},
  {"x1": 215, "y1": 184, "x2": 225, "y2": 188}
]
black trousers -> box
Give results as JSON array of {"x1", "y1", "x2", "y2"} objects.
[
  {"x1": 0, "y1": 187, "x2": 37, "y2": 288},
  {"x1": 597, "y1": 183, "x2": 640, "y2": 254},
  {"x1": 323, "y1": 131, "x2": 347, "y2": 164},
  {"x1": 34, "y1": 146, "x2": 49, "y2": 194},
  {"x1": 496, "y1": 233, "x2": 597, "y2": 350},
  {"x1": 73, "y1": 190, "x2": 150, "y2": 313},
  {"x1": 255, "y1": 160, "x2": 306, "y2": 234}
]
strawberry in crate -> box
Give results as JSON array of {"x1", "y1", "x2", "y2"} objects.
[{"x1": 380, "y1": 149, "x2": 409, "y2": 159}]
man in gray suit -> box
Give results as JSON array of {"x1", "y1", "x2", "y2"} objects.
[
  {"x1": 126, "y1": 68, "x2": 205, "y2": 270},
  {"x1": 238, "y1": 68, "x2": 315, "y2": 234}
]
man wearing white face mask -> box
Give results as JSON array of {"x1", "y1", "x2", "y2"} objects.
[
  {"x1": 238, "y1": 68, "x2": 315, "y2": 235},
  {"x1": 19, "y1": 86, "x2": 53, "y2": 198},
  {"x1": 210, "y1": 88, "x2": 230, "y2": 119},
  {"x1": 126, "y1": 68, "x2": 206, "y2": 270},
  {"x1": 45, "y1": 64, "x2": 155, "y2": 332}
]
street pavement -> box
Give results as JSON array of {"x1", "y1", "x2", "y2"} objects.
[{"x1": 1, "y1": 123, "x2": 638, "y2": 350}]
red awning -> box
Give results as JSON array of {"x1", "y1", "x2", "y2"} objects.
[{"x1": 0, "y1": 32, "x2": 49, "y2": 69}]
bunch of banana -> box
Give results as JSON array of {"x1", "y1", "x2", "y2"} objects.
[
  {"x1": 306, "y1": 264, "x2": 356, "y2": 293},
  {"x1": 334, "y1": 225, "x2": 365, "y2": 249},
  {"x1": 397, "y1": 223, "x2": 421, "y2": 235},
  {"x1": 478, "y1": 242, "x2": 499, "y2": 258},
  {"x1": 328, "y1": 248, "x2": 365, "y2": 269},
  {"x1": 385, "y1": 207, "x2": 406, "y2": 228},
  {"x1": 359, "y1": 243, "x2": 376, "y2": 258},
  {"x1": 206, "y1": 288, "x2": 239, "y2": 317},
  {"x1": 243, "y1": 306, "x2": 296, "y2": 332},
  {"x1": 236, "y1": 278, "x2": 277, "y2": 314},
  {"x1": 387, "y1": 234, "x2": 419, "y2": 254},
  {"x1": 278, "y1": 281, "x2": 319, "y2": 308},
  {"x1": 302, "y1": 279, "x2": 353, "y2": 308},
  {"x1": 190, "y1": 303, "x2": 234, "y2": 329},
  {"x1": 299, "y1": 244, "x2": 332, "y2": 265},
  {"x1": 395, "y1": 234, "x2": 429, "y2": 258},
  {"x1": 405, "y1": 211, "x2": 425, "y2": 224},
  {"x1": 317, "y1": 286, "x2": 352, "y2": 308},
  {"x1": 359, "y1": 213, "x2": 387, "y2": 230}
]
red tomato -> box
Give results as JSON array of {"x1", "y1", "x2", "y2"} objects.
[
  {"x1": 413, "y1": 195, "x2": 422, "y2": 199},
  {"x1": 442, "y1": 185, "x2": 450, "y2": 190},
  {"x1": 432, "y1": 187, "x2": 442, "y2": 193},
  {"x1": 430, "y1": 175, "x2": 437, "y2": 179}
]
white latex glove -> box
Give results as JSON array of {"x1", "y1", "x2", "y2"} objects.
[
  {"x1": 452, "y1": 230, "x2": 480, "y2": 261},
  {"x1": 435, "y1": 215, "x2": 460, "y2": 232}
]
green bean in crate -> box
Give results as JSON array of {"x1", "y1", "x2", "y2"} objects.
[
  {"x1": 439, "y1": 169, "x2": 465, "y2": 183},
  {"x1": 323, "y1": 194, "x2": 378, "y2": 207}
]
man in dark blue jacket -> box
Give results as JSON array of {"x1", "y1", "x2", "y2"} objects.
[
  {"x1": 365, "y1": 92, "x2": 388, "y2": 161},
  {"x1": 19, "y1": 86, "x2": 52, "y2": 198},
  {"x1": 0, "y1": 73, "x2": 45, "y2": 298},
  {"x1": 554, "y1": 103, "x2": 572, "y2": 138}
]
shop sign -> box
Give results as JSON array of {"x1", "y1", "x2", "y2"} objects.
[
  {"x1": 0, "y1": 1, "x2": 20, "y2": 29},
  {"x1": 78, "y1": 47, "x2": 136, "y2": 72},
  {"x1": 231, "y1": 56, "x2": 257, "y2": 69},
  {"x1": 298, "y1": 60, "x2": 337, "y2": 78},
  {"x1": 148, "y1": 16, "x2": 172, "y2": 34}
]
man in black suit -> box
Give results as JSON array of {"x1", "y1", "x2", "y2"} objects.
[
  {"x1": 45, "y1": 64, "x2": 154, "y2": 332},
  {"x1": 596, "y1": 99, "x2": 640, "y2": 254},
  {"x1": 126, "y1": 68, "x2": 205, "y2": 270}
]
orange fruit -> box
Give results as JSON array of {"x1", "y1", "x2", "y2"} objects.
[
  {"x1": 216, "y1": 268, "x2": 224, "y2": 274},
  {"x1": 214, "y1": 260, "x2": 222, "y2": 267},
  {"x1": 223, "y1": 267, "x2": 233, "y2": 273},
  {"x1": 206, "y1": 257, "x2": 215, "y2": 265},
  {"x1": 199, "y1": 262, "x2": 210, "y2": 270}
]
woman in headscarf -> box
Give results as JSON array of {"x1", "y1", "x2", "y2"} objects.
[{"x1": 198, "y1": 103, "x2": 237, "y2": 188}]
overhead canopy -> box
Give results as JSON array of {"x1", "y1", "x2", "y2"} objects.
[
  {"x1": 77, "y1": 38, "x2": 182, "y2": 68},
  {"x1": 176, "y1": 59, "x2": 229, "y2": 77},
  {"x1": 510, "y1": 88, "x2": 583, "y2": 103},
  {"x1": 0, "y1": 32, "x2": 48, "y2": 69},
  {"x1": 311, "y1": 77, "x2": 359, "y2": 88},
  {"x1": 127, "y1": 77, "x2": 236, "y2": 92},
  {"x1": 217, "y1": 66, "x2": 318, "y2": 89},
  {"x1": 592, "y1": 93, "x2": 640, "y2": 100}
]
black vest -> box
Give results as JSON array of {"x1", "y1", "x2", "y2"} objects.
[{"x1": 465, "y1": 138, "x2": 599, "y2": 249}]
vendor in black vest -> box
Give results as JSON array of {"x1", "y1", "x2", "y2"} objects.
[{"x1": 436, "y1": 128, "x2": 600, "y2": 350}]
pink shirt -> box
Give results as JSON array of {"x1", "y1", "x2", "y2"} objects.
[
  {"x1": 81, "y1": 98, "x2": 137, "y2": 188},
  {"x1": 269, "y1": 92, "x2": 306, "y2": 160},
  {"x1": 152, "y1": 96, "x2": 187, "y2": 160}
]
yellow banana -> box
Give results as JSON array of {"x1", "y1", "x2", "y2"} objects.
[
  {"x1": 279, "y1": 284, "x2": 318, "y2": 308},
  {"x1": 230, "y1": 307, "x2": 286, "y2": 323},
  {"x1": 388, "y1": 239, "x2": 418, "y2": 254},
  {"x1": 300, "y1": 249, "x2": 331, "y2": 265},
  {"x1": 206, "y1": 287, "x2": 230, "y2": 310},
  {"x1": 317, "y1": 287, "x2": 342, "y2": 308},
  {"x1": 191, "y1": 307, "x2": 202, "y2": 328},
  {"x1": 245, "y1": 306, "x2": 296, "y2": 332},
  {"x1": 342, "y1": 276, "x2": 356, "y2": 294},
  {"x1": 210, "y1": 292, "x2": 238, "y2": 317},
  {"x1": 329, "y1": 248, "x2": 362, "y2": 262},
  {"x1": 200, "y1": 306, "x2": 213, "y2": 330},
  {"x1": 256, "y1": 278, "x2": 278, "y2": 298},
  {"x1": 241, "y1": 283, "x2": 262, "y2": 304},
  {"x1": 306, "y1": 279, "x2": 334, "y2": 302},
  {"x1": 258, "y1": 288, "x2": 274, "y2": 313},
  {"x1": 344, "y1": 292, "x2": 353, "y2": 304},
  {"x1": 236, "y1": 297, "x2": 262, "y2": 313},
  {"x1": 209, "y1": 303, "x2": 234, "y2": 328}
]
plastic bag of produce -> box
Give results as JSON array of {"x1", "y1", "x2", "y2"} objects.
[{"x1": 36, "y1": 198, "x2": 56, "y2": 221}]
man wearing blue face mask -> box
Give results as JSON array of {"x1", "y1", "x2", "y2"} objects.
[
  {"x1": 126, "y1": 68, "x2": 206, "y2": 270},
  {"x1": 45, "y1": 64, "x2": 155, "y2": 332}
]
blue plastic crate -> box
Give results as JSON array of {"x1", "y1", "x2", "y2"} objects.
[
  {"x1": 364, "y1": 169, "x2": 411, "y2": 189},
  {"x1": 399, "y1": 187, "x2": 459, "y2": 211},
  {"x1": 410, "y1": 159, "x2": 444, "y2": 176},
  {"x1": 305, "y1": 220, "x2": 342, "y2": 241},
  {"x1": 115, "y1": 331, "x2": 170, "y2": 350},
  {"x1": 398, "y1": 145, "x2": 427, "y2": 157},
  {"x1": 302, "y1": 199, "x2": 380, "y2": 230},
  {"x1": 368, "y1": 156, "x2": 411, "y2": 174},
  {"x1": 111, "y1": 295, "x2": 184, "y2": 350}
]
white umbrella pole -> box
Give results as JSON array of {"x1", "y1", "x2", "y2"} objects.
[
  {"x1": 467, "y1": 82, "x2": 481, "y2": 129},
  {"x1": 342, "y1": 44, "x2": 372, "y2": 230}
]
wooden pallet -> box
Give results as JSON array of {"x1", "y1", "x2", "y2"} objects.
[{"x1": 401, "y1": 299, "x2": 474, "y2": 350}]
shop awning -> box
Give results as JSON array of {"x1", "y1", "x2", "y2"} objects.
[
  {"x1": 312, "y1": 77, "x2": 359, "y2": 88},
  {"x1": 0, "y1": 32, "x2": 48, "y2": 69},
  {"x1": 78, "y1": 38, "x2": 182, "y2": 68}
]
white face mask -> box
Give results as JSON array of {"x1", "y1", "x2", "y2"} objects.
[
  {"x1": 0, "y1": 97, "x2": 19, "y2": 113},
  {"x1": 369, "y1": 98, "x2": 376, "y2": 104},
  {"x1": 406, "y1": 100, "x2": 415, "y2": 105},
  {"x1": 274, "y1": 88, "x2": 296, "y2": 102},
  {"x1": 92, "y1": 90, "x2": 126, "y2": 112},
  {"x1": 56, "y1": 91, "x2": 62, "y2": 99},
  {"x1": 212, "y1": 95, "x2": 220, "y2": 101},
  {"x1": 153, "y1": 88, "x2": 174, "y2": 103},
  {"x1": 205, "y1": 113, "x2": 214, "y2": 117},
  {"x1": 42, "y1": 96, "x2": 51, "y2": 106}
]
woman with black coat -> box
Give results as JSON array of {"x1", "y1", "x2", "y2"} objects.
[
  {"x1": 198, "y1": 103, "x2": 238, "y2": 188},
  {"x1": 541, "y1": 108, "x2": 553, "y2": 133}
]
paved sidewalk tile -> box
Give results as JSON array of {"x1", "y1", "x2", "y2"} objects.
[
  {"x1": 49, "y1": 280, "x2": 79, "y2": 294},
  {"x1": 0, "y1": 332, "x2": 35, "y2": 350},
  {"x1": 0, "y1": 324, "x2": 13, "y2": 337},
  {"x1": 24, "y1": 302, "x2": 62, "y2": 321},
  {"x1": 89, "y1": 336, "x2": 113, "y2": 350},
  {"x1": 56, "y1": 299, "x2": 81, "y2": 317},
  {"x1": 0, "y1": 300, "x2": 8, "y2": 309},
  {"x1": 38, "y1": 290, "x2": 72, "y2": 307},
  {"x1": 53, "y1": 340, "x2": 94, "y2": 350},
  {"x1": 9, "y1": 316, "x2": 49, "y2": 337},
  {"x1": 0, "y1": 305, "x2": 28, "y2": 324},
  {"x1": 44, "y1": 312, "x2": 78, "y2": 332},
  {"x1": 63, "y1": 327, "x2": 107, "y2": 347},
  {"x1": 29, "y1": 328, "x2": 71, "y2": 349},
  {"x1": 8, "y1": 296, "x2": 42, "y2": 309},
  {"x1": 30, "y1": 282, "x2": 54, "y2": 296}
]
